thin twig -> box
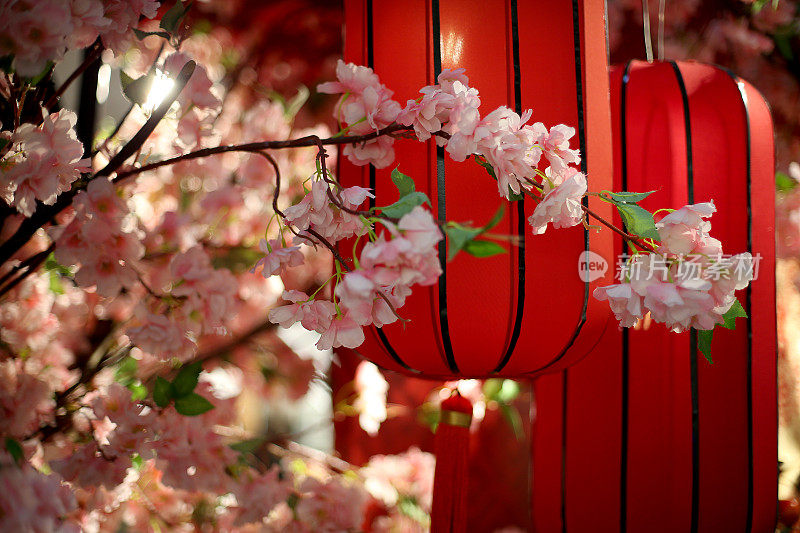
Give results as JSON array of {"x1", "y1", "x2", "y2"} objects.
[
  {"x1": 44, "y1": 42, "x2": 103, "y2": 111},
  {"x1": 112, "y1": 124, "x2": 414, "y2": 184},
  {"x1": 0, "y1": 244, "x2": 54, "y2": 298}
]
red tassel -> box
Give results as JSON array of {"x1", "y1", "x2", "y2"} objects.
[{"x1": 431, "y1": 392, "x2": 473, "y2": 533}]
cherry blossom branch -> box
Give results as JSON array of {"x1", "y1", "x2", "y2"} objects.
[
  {"x1": 0, "y1": 244, "x2": 54, "y2": 299},
  {"x1": 43, "y1": 41, "x2": 103, "y2": 111},
  {"x1": 111, "y1": 123, "x2": 414, "y2": 184},
  {"x1": 520, "y1": 175, "x2": 658, "y2": 253},
  {"x1": 581, "y1": 203, "x2": 658, "y2": 253},
  {"x1": 0, "y1": 61, "x2": 197, "y2": 267}
]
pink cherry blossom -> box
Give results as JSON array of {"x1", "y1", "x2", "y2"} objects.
[
  {"x1": 316, "y1": 312, "x2": 365, "y2": 350},
  {"x1": 127, "y1": 313, "x2": 195, "y2": 361},
  {"x1": 0, "y1": 0, "x2": 72, "y2": 77},
  {"x1": 527, "y1": 170, "x2": 587, "y2": 234},
  {"x1": 165, "y1": 52, "x2": 221, "y2": 111},
  {"x1": 232, "y1": 467, "x2": 292, "y2": 526},
  {"x1": 317, "y1": 59, "x2": 382, "y2": 96},
  {"x1": 69, "y1": 0, "x2": 110, "y2": 49},
  {"x1": 317, "y1": 60, "x2": 401, "y2": 168},
  {"x1": 362, "y1": 447, "x2": 435, "y2": 511},
  {"x1": 99, "y1": 0, "x2": 160, "y2": 54},
  {"x1": 252, "y1": 238, "x2": 304, "y2": 278},
  {"x1": 0, "y1": 359, "x2": 54, "y2": 439},
  {"x1": 0, "y1": 457, "x2": 78, "y2": 533},
  {"x1": 2, "y1": 110, "x2": 89, "y2": 216},
  {"x1": 398, "y1": 90, "x2": 456, "y2": 142},
  {"x1": 398, "y1": 205, "x2": 443, "y2": 251},
  {"x1": 269, "y1": 290, "x2": 311, "y2": 329},
  {"x1": 0, "y1": 271, "x2": 58, "y2": 352},
  {"x1": 475, "y1": 107, "x2": 541, "y2": 197},
  {"x1": 294, "y1": 476, "x2": 368, "y2": 532},
  {"x1": 152, "y1": 393, "x2": 238, "y2": 494},
  {"x1": 535, "y1": 123, "x2": 581, "y2": 173}
]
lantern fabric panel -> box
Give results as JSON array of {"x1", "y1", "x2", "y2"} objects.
[
  {"x1": 339, "y1": 0, "x2": 615, "y2": 379},
  {"x1": 530, "y1": 60, "x2": 777, "y2": 532},
  {"x1": 741, "y1": 74, "x2": 778, "y2": 533}
]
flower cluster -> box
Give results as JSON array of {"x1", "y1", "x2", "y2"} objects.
[
  {"x1": 0, "y1": 110, "x2": 89, "y2": 217},
  {"x1": 594, "y1": 202, "x2": 753, "y2": 331},
  {"x1": 268, "y1": 203, "x2": 443, "y2": 350},
  {"x1": 318, "y1": 60, "x2": 587, "y2": 234},
  {"x1": 0, "y1": 0, "x2": 159, "y2": 77},
  {"x1": 318, "y1": 61, "x2": 402, "y2": 168},
  {"x1": 51, "y1": 177, "x2": 144, "y2": 297}
]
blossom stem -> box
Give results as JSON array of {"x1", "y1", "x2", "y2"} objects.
[
  {"x1": 43, "y1": 41, "x2": 103, "y2": 111},
  {"x1": 112, "y1": 123, "x2": 415, "y2": 184}
]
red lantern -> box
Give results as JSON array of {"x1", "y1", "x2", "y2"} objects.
[
  {"x1": 530, "y1": 60, "x2": 777, "y2": 532},
  {"x1": 338, "y1": 0, "x2": 614, "y2": 379}
]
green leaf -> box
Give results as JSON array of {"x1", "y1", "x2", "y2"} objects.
[
  {"x1": 44, "y1": 254, "x2": 72, "y2": 276},
  {"x1": 378, "y1": 191, "x2": 430, "y2": 218},
  {"x1": 114, "y1": 356, "x2": 138, "y2": 386},
  {"x1": 507, "y1": 188, "x2": 524, "y2": 202},
  {"x1": 499, "y1": 403, "x2": 524, "y2": 440},
  {"x1": 48, "y1": 270, "x2": 64, "y2": 295},
  {"x1": 229, "y1": 437, "x2": 266, "y2": 454},
  {"x1": 132, "y1": 29, "x2": 172, "y2": 41},
  {"x1": 4, "y1": 437, "x2": 23, "y2": 465},
  {"x1": 445, "y1": 225, "x2": 481, "y2": 261},
  {"x1": 397, "y1": 496, "x2": 430, "y2": 525},
  {"x1": 721, "y1": 298, "x2": 748, "y2": 330},
  {"x1": 482, "y1": 379, "x2": 503, "y2": 400},
  {"x1": 774, "y1": 31, "x2": 794, "y2": 61},
  {"x1": 129, "y1": 382, "x2": 147, "y2": 401},
  {"x1": 462, "y1": 239, "x2": 506, "y2": 258},
  {"x1": 614, "y1": 202, "x2": 660, "y2": 240},
  {"x1": 153, "y1": 376, "x2": 172, "y2": 407},
  {"x1": 160, "y1": 0, "x2": 190, "y2": 34},
  {"x1": 25, "y1": 61, "x2": 53, "y2": 86},
  {"x1": 285, "y1": 86, "x2": 310, "y2": 119},
  {"x1": 605, "y1": 190, "x2": 656, "y2": 204},
  {"x1": 776, "y1": 172, "x2": 797, "y2": 192},
  {"x1": 391, "y1": 167, "x2": 416, "y2": 198},
  {"x1": 172, "y1": 361, "x2": 202, "y2": 398},
  {"x1": 474, "y1": 155, "x2": 497, "y2": 179},
  {"x1": 120, "y1": 71, "x2": 155, "y2": 106},
  {"x1": 174, "y1": 393, "x2": 214, "y2": 416},
  {"x1": 131, "y1": 453, "x2": 143, "y2": 470},
  {"x1": 495, "y1": 379, "x2": 520, "y2": 403},
  {"x1": 697, "y1": 329, "x2": 714, "y2": 364},
  {"x1": 482, "y1": 205, "x2": 505, "y2": 232},
  {"x1": 444, "y1": 205, "x2": 506, "y2": 260}
]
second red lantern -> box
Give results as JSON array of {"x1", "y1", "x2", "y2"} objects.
[{"x1": 530, "y1": 60, "x2": 777, "y2": 532}]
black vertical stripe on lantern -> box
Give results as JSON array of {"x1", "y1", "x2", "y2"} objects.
[
  {"x1": 723, "y1": 67, "x2": 755, "y2": 533},
  {"x1": 668, "y1": 61, "x2": 700, "y2": 533},
  {"x1": 618, "y1": 59, "x2": 633, "y2": 533},
  {"x1": 364, "y1": 0, "x2": 415, "y2": 373},
  {"x1": 526, "y1": 0, "x2": 592, "y2": 377},
  {"x1": 560, "y1": 2, "x2": 589, "y2": 527},
  {"x1": 431, "y1": 0, "x2": 459, "y2": 374},
  {"x1": 492, "y1": 0, "x2": 526, "y2": 373}
]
